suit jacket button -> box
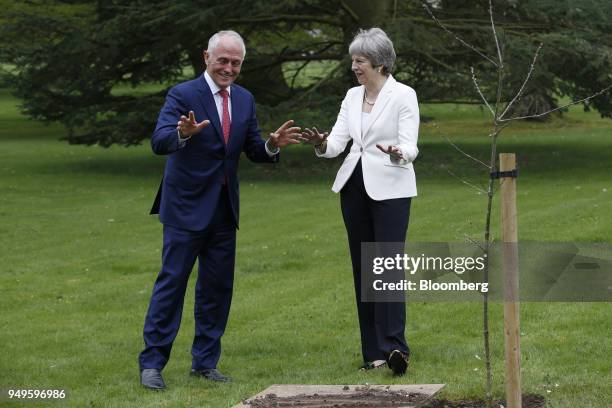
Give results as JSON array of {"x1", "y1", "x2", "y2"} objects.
[{"x1": 360, "y1": 147, "x2": 363, "y2": 152}]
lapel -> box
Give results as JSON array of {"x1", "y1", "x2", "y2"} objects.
[
  {"x1": 362, "y1": 75, "x2": 396, "y2": 140},
  {"x1": 349, "y1": 86, "x2": 364, "y2": 141},
  {"x1": 196, "y1": 75, "x2": 225, "y2": 145}
]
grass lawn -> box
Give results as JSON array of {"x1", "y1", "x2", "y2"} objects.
[{"x1": 0, "y1": 87, "x2": 611, "y2": 407}]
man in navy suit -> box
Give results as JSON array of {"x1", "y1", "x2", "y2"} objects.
[{"x1": 139, "y1": 30, "x2": 301, "y2": 389}]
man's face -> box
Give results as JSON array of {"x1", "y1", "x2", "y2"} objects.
[{"x1": 204, "y1": 38, "x2": 244, "y2": 89}]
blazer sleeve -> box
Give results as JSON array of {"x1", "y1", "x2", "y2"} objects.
[
  {"x1": 151, "y1": 86, "x2": 185, "y2": 155},
  {"x1": 242, "y1": 96, "x2": 278, "y2": 163},
  {"x1": 395, "y1": 88, "x2": 420, "y2": 165},
  {"x1": 316, "y1": 91, "x2": 352, "y2": 158}
]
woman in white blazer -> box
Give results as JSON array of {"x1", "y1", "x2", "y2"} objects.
[{"x1": 300, "y1": 28, "x2": 419, "y2": 376}]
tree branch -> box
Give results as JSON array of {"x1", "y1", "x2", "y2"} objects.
[
  {"x1": 287, "y1": 60, "x2": 311, "y2": 89},
  {"x1": 296, "y1": 62, "x2": 344, "y2": 102},
  {"x1": 443, "y1": 166, "x2": 488, "y2": 195},
  {"x1": 499, "y1": 85, "x2": 612, "y2": 122},
  {"x1": 471, "y1": 67, "x2": 496, "y2": 117},
  {"x1": 403, "y1": 16, "x2": 550, "y2": 31},
  {"x1": 420, "y1": 100, "x2": 493, "y2": 105},
  {"x1": 499, "y1": 43, "x2": 544, "y2": 119},
  {"x1": 442, "y1": 133, "x2": 492, "y2": 169},
  {"x1": 414, "y1": 50, "x2": 462, "y2": 71},
  {"x1": 464, "y1": 234, "x2": 486, "y2": 253},
  {"x1": 340, "y1": 1, "x2": 360, "y2": 23},
  {"x1": 244, "y1": 51, "x2": 342, "y2": 75},
  {"x1": 226, "y1": 14, "x2": 341, "y2": 26},
  {"x1": 421, "y1": 2, "x2": 499, "y2": 67},
  {"x1": 489, "y1": 0, "x2": 503, "y2": 68}
]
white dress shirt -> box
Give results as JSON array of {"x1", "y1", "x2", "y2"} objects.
[{"x1": 204, "y1": 70, "x2": 232, "y2": 122}]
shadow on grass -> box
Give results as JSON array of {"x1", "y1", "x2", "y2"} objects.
[
  {"x1": 29, "y1": 145, "x2": 342, "y2": 184},
  {"x1": 417, "y1": 138, "x2": 612, "y2": 181},
  {"x1": 30, "y1": 152, "x2": 166, "y2": 180},
  {"x1": 26, "y1": 137, "x2": 612, "y2": 185}
]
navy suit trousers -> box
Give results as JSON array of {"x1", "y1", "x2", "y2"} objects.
[
  {"x1": 340, "y1": 160, "x2": 411, "y2": 363},
  {"x1": 139, "y1": 187, "x2": 236, "y2": 370}
]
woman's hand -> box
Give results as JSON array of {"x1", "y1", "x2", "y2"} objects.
[
  {"x1": 299, "y1": 127, "x2": 328, "y2": 146},
  {"x1": 376, "y1": 144, "x2": 404, "y2": 161}
]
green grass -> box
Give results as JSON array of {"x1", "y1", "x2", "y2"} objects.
[{"x1": 0, "y1": 88, "x2": 611, "y2": 407}]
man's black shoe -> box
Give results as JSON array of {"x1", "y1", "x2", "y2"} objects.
[
  {"x1": 388, "y1": 350, "x2": 409, "y2": 376},
  {"x1": 140, "y1": 369, "x2": 166, "y2": 390},
  {"x1": 190, "y1": 368, "x2": 232, "y2": 382}
]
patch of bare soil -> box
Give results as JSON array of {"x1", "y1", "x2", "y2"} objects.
[
  {"x1": 244, "y1": 386, "x2": 429, "y2": 407},
  {"x1": 422, "y1": 394, "x2": 546, "y2": 408},
  {"x1": 244, "y1": 390, "x2": 545, "y2": 408}
]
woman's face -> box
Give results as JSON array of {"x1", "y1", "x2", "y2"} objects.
[{"x1": 351, "y1": 54, "x2": 380, "y2": 85}]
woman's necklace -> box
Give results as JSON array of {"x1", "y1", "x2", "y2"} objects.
[{"x1": 364, "y1": 90, "x2": 377, "y2": 106}]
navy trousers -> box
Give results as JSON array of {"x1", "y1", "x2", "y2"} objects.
[
  {"x1": 139, "y1": 188, "x2": 236, "y2": 371},
  {"x1": 340, "y1": 160, "x2": 411, "y2": 363}
]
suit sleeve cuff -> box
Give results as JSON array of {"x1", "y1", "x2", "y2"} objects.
[
  {"x1": 390, "y1": 147, "x2": 405, "y2": 165},
  {"x1": 265, "y1": 139, "x2": 280, "y2": 156},
  {"x1": 178, "y1": 130, "x2": 191, "y2": 148},
  {"x1": 394, "y1": 144, "x2": 419, "y2": 164}
]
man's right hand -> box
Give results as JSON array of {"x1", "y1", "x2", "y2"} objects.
[{"x1": 177, "y1": 111, "x2": 210, "y2": 137}]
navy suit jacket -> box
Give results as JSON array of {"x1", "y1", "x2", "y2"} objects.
[{"x1": 150, "y1": 75, "x2": 278, "y2": 231}]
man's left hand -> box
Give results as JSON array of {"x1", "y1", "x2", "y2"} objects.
[{"x1": 268, "y1": 120, "x2": 302, "y2": 149}]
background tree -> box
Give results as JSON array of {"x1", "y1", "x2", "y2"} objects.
[{"x1": 1, "y1": 0, "x2": 610, "y2": 147}]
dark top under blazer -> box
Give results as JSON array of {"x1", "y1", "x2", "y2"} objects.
[{"x1": 150, "y1": 75, "x2": 278, "y2": 231}]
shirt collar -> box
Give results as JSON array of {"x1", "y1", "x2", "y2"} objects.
[{"x1": 204, "y1": 71, "x2": 231, "y2": 96}]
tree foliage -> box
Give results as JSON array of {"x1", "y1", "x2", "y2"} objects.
[{"x1": 1, "y1": 0, "x2": 610, "y2": 146}]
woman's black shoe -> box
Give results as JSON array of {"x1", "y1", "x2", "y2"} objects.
[{"x1": 387, "y1": 350, "x2": 409, "y2": 376}]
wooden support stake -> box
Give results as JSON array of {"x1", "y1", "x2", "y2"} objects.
[{"x1": 499, "y1": 153, "x2": 521, "y2": 408}]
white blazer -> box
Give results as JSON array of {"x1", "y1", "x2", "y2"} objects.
[{"x1": 317, "y1": 75, "x2": 419, "y2": 200}]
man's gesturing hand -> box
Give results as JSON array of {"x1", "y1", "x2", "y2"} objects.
[
  {"x1": 268, "y1": 120, "x2": 302, "y2": 149},
  {"x1": 177, "y1": 111, "x2": 210, "y2": 137}
]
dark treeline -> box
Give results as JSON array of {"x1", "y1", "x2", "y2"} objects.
[{"x1": 1, "y1": 0, "x2": 610, "y2": 146}]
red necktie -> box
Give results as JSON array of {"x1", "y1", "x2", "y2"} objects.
[{"x1": 218, "y1": 89, "x2": 231, "y2": 144}]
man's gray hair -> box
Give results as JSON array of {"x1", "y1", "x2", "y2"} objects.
[
  {"x1": 207, "y1": 30, "x2": 246, "y2": 58},
  {"x1": 348, "y1": 28, "x2": 396, "y2": 75}
]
